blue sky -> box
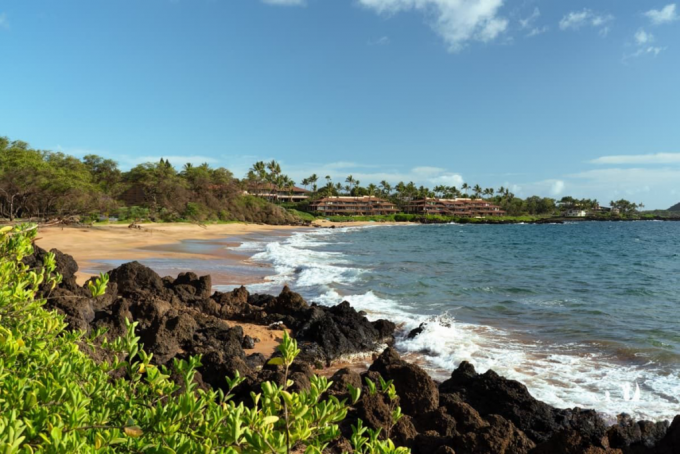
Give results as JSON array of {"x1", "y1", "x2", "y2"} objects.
[{"x1": 1, "y1": 0, "x2": 679, "y2": 208}]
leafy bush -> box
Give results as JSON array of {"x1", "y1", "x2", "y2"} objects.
[{"x1": 0, "y1": 224, "x2": 408, "y2": 453}]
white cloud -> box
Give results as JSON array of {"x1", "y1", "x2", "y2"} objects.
[
  {"x1": 261, "y1": 0, "x2": 305, "y2": 6},
  {"x1": 644, "y1": 4, "x2": 679, "y2": 25},
  {"x1": 412, "y1": 166, "x2": 447, "y2": 176},
  {"x1": 429, "y1": 173, "x2": 465, "y2": 187},
  {"x1": 550, "y1": 180, "x2": 565, "y2": 196},
  {"x1": 559, "y1": 9, "x2": 613, "y2": 32},
  {"x1": 357, "y1": 0, "x2": 509, "y2": 52},
  {"x1": 519, "y1": 7, "x2": 540, "y2": 29},
  {"x1": 368, "y1": 36, "x2": 391, "y2": 46},
  {"x1": 591, "y1": 153, "x2": 680, "y2": 165},
  {"x1": 634, "y1": 29, "x2": 654, "y2": 45},
  {"x1": 0, "y1": 12, "x2": 8, "y2": 30},
  {"x1": 526, "y1": 26, "x2": 548, "y2": 37}
]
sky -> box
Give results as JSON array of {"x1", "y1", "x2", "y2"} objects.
[{"x1": 1, "y1": 0, "x2": 679, "y2": 209}]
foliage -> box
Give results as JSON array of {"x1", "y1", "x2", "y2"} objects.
[
  {"x1": 0, "y1": 225, "x2": 407, "y2": 453},
  {"x1": 287, "y1": 209, "x2": 316, "y2": 222}
]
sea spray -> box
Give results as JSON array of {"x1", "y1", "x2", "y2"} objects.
[{"x1": 216, "y1": 222, "x2": 680, "y2": 421}]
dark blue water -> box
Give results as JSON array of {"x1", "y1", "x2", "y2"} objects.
[{"x1": 224, "y1": 221, "x2": 680, "y2": 421}]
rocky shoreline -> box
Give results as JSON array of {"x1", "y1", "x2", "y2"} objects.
[{"x1": 30, "y1": 246, "x2": 680, "y2": 454}]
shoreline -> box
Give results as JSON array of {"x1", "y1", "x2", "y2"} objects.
[
  {"x1": 34, "y1": 220, "x2": 680, "y2": 423},
  {"x1": 33, "y1": 240, "x2": 680, "y2": 453},
  {"x1": 35, "y1": 223, "x2": 304, "y2": 285}
]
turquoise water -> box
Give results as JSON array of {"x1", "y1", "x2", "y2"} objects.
[{"x1": 221, "y1": 222, "x2": 680, "y2": 421}]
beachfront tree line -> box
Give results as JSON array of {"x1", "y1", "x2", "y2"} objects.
[
  {"x1": 0, "y1": 137, "x2": 298, "y2": 223},
  {"x1": 292, "y1": 172, "x2": 646, "y2": 217},
  {"x1": 0, "y1": 136, "x2": 643, "y2": 221}
]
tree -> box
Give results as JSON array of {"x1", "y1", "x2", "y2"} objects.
[
  {"x1": 306, "y1": 174, "x2": 318, "y2": 192},
  {"x1": 473, "y1": 184, "x2": 482, "y2": 199},
  {"x1": 379, "y1": 180, "x2": 392, "y2": 198}
]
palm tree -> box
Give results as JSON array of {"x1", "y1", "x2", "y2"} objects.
[
  {"x1": 345, "y1": 175, "x2": 356, "y2": 196},
  {"x1": 249, "y1": 161, "x2": 268, "y2": 195},
  {"x1": 461, "y1": 183, "x2": 469, "y2": 196},
  {"x1": 367, "y1": 183, "x2": 377, "y2": 196},
  {"x1": 307, "y1": 174, "x2": 318, "y2": 193},
  {"x1": 473, "y1": 184, "x2": 482, "y2": 199},
  {"x1": 379, "y1": 180, "x2": 392, "y2": 198}
]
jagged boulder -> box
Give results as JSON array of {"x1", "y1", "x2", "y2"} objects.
[
  {"x1": 369, "y1": 347, "x2": 439, "y2": 417},
  {"x1": 653, "y1": 415, "x2": 680, "y2": 454},
  {"x1": 107, "y1": 261, "x2": 167, "y2": 298},
  {"x1": 441, "y1": 361, "x2": 607, "y2": 444},
  {"x1": 293, "y1": 300, "x2": 395, "y2": 363},
  {"x1": 606, "y1": 414, "x2": 669, "y2": 451},
  {"x1": 170, "y1": 272, "x2": 212, "y2": 303},
  {"x1": 530, "y1": 430, "x2": 622, "y2": 454}
]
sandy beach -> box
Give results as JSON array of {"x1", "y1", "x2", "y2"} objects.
[
  {"x1": 35, "y1": 222, "x2": 303, "y2": 285},
  {"x1": 34, "y1": 220, "x2": 395, "y2": 285}
]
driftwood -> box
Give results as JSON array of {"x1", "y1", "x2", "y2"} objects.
[{"x1": 40, "y1": 216, "x2": 88, "y2": 229}]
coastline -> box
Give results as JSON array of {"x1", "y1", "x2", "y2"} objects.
[
  {"x1": 35, "y1": 222, "x2": 303, "y2": 285},
  {"x1": 31, "y1": 236, "x2": 680, "y2": 453},
  {"x1": 34, "y1": 220, "x2": 680, "y2": 424},
  {"x1": 34, "y1": 220, "x2": 401, "y2": 285}
]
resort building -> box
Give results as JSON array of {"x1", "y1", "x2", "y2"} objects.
[
  {"x1": 245, "y1": 183, "x2": 311, "y2": 202},
  {"x1": 565, "y1": 209, "x2": 587, "y2": 217},
  {"x1": 309, "y1": 196, "x2": 399, "y2": 216},
  {"x1": 405, "y1": 198, "x2": 506, "y2": 217}
]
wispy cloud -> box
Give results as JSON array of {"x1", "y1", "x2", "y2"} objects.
[
  {"x1": 518, "y1": 7, "x2": 548, "y2": 37},
  {"x1": 634, "y1": 29, "x2": 654, "y2": 45},
  {"x1": 624, "y1": 29, "x2": 666, "y2": 61},
  {"x1": 644, "y1": 4, "x2": 679, "y2": 25},
  {"x1": 519, "y1": 7, "x2": 540, "y2": 29},
  {"x1": 0, "y1": 12, "x2": 9, "y2": 30},
  {"x1": 590, "y1": 153, "x2": 680, "y2": 165},
  {"x1": 357, "y1": 0, "x2": 508, "y2": 53},
  {"x1": 559, "y1": 9, "x2": 614, "y2": 32},
  {"x1": 261, "y1": 0, "x2": 306, "y2": 6},
  {"x1": 368, "y1": 36, "x2": 391, "y2": 46},
  {"x1": 526, "y1": 26, "x2": 549, "y2": 37}
]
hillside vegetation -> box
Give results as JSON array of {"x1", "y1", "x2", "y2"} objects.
[{"x1": 0, "y1": 137, "x2": 300, "y2": 224}]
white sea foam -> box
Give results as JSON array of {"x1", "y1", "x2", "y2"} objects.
[
  {"x1": 228, "y1": 226, "x2": 680, "y2": 422},
  {"x1": 227, "y1": 241, "x2": 267, "y2": 251}
]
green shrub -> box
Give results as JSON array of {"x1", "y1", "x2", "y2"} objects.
[{"x1": 0, "y1": 224, "x2": 408, "y2": 454}]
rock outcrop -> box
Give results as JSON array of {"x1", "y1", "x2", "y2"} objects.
[{"x1": 30, "y1": 246, "x2": 678, "y2": 454}]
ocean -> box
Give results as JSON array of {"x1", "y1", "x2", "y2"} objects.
[{"x1": 218, "y1": 221, "x2": 680, "y2": 422}]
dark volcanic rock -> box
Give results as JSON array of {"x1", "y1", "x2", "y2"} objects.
[
  {"x1": 329, "y1": 367, "x2": 362, "y2": 397},
  {"x1": 292, "y1": 299, "x2": 395, "y2": 364},
  {"x1": 407, "y1": 323, "x2": 426, "y2": 339},
  {"x1": 170, "y1": 272, "x2": 212, "y2": 303},
  {"x1": 265, "y1": 285, "x2": 308, "y2": 315},
  {"x1": 653, "y1": 415, "x2": 680, "y2": 454},
  {"x1": 441, "y1": 361, "x2": 607, "y2": 444},
  {"x1": 530, "y1": 429, "x2": 622, "y2": 454},
  {"x1": 369, "y1": 347, "x2": 439, "y2": 417},
  {"x1": 242, "y1": 335, "x2": 256, "y2": 349},
  {"x1": 606, "y1": 414, "x2": 669, "y2": 451},
  {"x1": 107, "y1": 261, "x2": 167, "y2": 298}
]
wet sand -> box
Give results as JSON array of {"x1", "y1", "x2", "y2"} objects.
[{"x1": 35, "y1": 223, "x2": 303, "y2": 285}]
